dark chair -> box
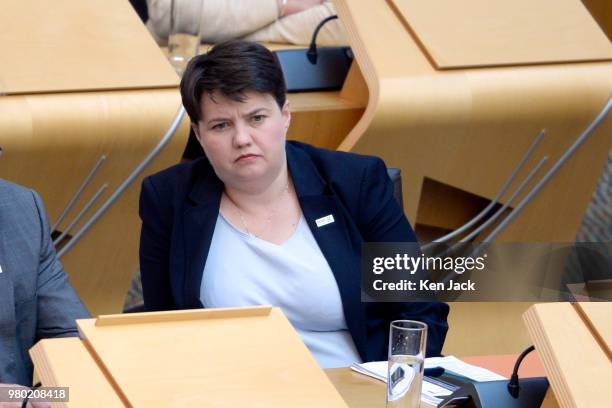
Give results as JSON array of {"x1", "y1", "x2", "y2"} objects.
[{"x1": 386, "y1": 167, "x2": 404, "y2": 209}]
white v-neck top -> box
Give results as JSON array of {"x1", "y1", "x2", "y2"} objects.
[{"x1": 200, "y1": 212, "x2": 362, "y2": 368}]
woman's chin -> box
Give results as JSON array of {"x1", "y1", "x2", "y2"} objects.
[{"x1": 231, "y1": 166, "x2": 268, "y2": 183}]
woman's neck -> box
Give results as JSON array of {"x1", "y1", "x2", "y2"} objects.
[{"x1": 224, "y1": 165, "x2": 291, "y2": 212}]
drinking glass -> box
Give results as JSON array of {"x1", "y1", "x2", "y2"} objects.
[
  {"x1": 387, "y1": 320, "x2": 428, "y2": 407},
  {"x1": 168, "y1": 0, "x2": 203, "y2": 75}
]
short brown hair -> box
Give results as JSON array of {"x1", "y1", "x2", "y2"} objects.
[{"x1": 180, "y1": 40, "x2": 287, "y2": 124}]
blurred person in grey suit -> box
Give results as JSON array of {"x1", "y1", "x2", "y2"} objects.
[{"x1": 0, "y1": 174, "x2": 89, "y2": 395}]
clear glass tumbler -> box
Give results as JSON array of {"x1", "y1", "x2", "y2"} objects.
[
  {"x1": 387, "y1": 320, "x2": 428, "y2": 408},
  {"x1": 168, "y1": 0, "x2": 203, "y2": 75}
]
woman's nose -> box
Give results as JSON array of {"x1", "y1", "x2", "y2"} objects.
[{"x1": 232, "y1": 123, "x2": 253, "y2": 148}]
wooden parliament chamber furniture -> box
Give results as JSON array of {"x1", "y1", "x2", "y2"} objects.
[
  {"x1": 0, "y1": 0, "x2": 187, "y2": 316},
  {"x1": 329, "y1": 0, "x2": 612, "y2": 357},
  {"x1": 0, "y1": 0, "x2": 366, "y2": 317},
  {"x1": 1, "y1": 0, "x2": 610, "y2": 354},
  {"x1": 30, "y1": 306, "x2": 349, "y2": 407},
  {"x1": 582, "y1": 0, "x2": 612, "y2": 41},
  {"x1": 30, "y1": 304, "x2": 567, "y2": 407},
  {"x1": 524, "y1": 302, "x2": 612, "y2": 408}
]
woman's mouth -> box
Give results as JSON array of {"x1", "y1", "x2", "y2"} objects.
[{"x1": 235, "y1": 154, "x2": 259, "y2": 162}]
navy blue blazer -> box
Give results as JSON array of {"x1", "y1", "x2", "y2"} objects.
[{"x1": 139, "y1": 141, "x2": 449, "y2": 361}]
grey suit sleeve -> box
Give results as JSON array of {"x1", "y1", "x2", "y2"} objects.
[{"x1": 31, "y1": 191, "x2": 90, "y2": 340}]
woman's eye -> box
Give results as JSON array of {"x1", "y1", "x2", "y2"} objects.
[
  {"x1": 251, "y1": 115, "x2": 266, "y2": 123},
  {"x1": 212, "y1": 122, "x2": 229, "y2": 131}
]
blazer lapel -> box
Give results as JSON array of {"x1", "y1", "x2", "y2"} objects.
[
  {"x1": 181, "y1": 161, "x2": 222, "y2": 309},
  {"x1": 288, "y1": 145, "x2": 368, "y2": 360}
]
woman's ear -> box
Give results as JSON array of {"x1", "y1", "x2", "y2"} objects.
[
  {"x1": 191, "y1": 123, "x2": 202, "y2": 142},
  {"x1": 282, "y1": 100, "x2": 291, "y2": 131}
]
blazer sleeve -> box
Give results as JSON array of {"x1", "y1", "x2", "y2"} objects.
[
  {"x1": 32, "y1": 190, "x2": 90, "y2": 340},
  {"x1": 358, "y1": 157, "x2": 449, "y2": 357},
  {"x1": 139, "y1": 177, "x2": 176, "y2": 310}
]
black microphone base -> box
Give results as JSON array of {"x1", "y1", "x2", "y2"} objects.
[
  {"x1": 439, "y1": 377, "x2": 549, "y2": 408},
  {"x1": 274, "y1": 47, "x2": 353, "y2": 92}
]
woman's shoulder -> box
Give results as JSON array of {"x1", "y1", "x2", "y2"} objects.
[
  {"x1": 142, "y1": 158, "x2": 214, "y2": 199},
  {"x1": 287, "y1": 140, "x2": 384, "y2": 172},
  {"x1": 287, "y1": 141, "x2": 390, "y2": 209}
]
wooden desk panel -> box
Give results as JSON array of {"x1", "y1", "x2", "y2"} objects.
[
  {"x1": 32, "y1": 336, "x2": 546, "y2": 408},
  {"x1": 334, "y1": 0, "x2": 612, "y2": 243},
  {"x1": 524, "y1": 302, "x2": 612, "y2": 408},
  {"x1": 333, "y1": 0, "x2": 611, "y2": 359},
  {"x1": 0, "y1": 0, "x2": 178, "y2": 94},
  {"x1": 389, "y1": 0, "x2": 612, "y2": 68},
  {"x1": 1, "y1": 89, "x2": 189, "y2": 315}
]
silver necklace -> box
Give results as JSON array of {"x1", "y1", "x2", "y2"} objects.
[{"x1": 226, "y1": 183, "x2": 293, "y2": 238}]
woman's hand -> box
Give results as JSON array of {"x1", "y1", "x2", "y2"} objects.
[{"x1": 277, "y1": 0, "x2": 326, "y2": 17}]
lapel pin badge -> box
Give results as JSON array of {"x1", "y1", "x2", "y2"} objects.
[{"x1": 315, "y1": 214, "x2": 335, "y2": 228}]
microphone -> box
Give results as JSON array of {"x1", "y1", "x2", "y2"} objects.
[
  {"x1": 438, "y1": 345, "x2": 548, "y2": 408},
  {"x1": 273, "y1": 14, "x2": 352, "y2": 92},
  {"x1": 307, "y1": 15, "x2": 339, "y2": 64},
  {"x1": 507, "y1": 345, "x2": 535, "y2": 398}
]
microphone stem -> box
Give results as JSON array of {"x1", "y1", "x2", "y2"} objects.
[{"x1": 307, "y1": 15, "x2": 338, "y2": 64}]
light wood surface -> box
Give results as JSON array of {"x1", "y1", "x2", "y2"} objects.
[
  {"x1": 333, "y1": 0, "x2": 612, "y2": 357},
  {"x1": 1, "y1": 10, "x2": 364, "y2": 318},
  {"x1": 582, "y1": 0, "x2": 612, "y2": 40},
  {"x1": 30, "y1": 337, "x2": 124, "y2": 408},
  {"x1": 334, "y1": 0, "x2": 612, "y2": 242},
  {"x1": 574, "y1": 302, "x2": 612, "y2": 358},
  {"x1": 388, "y1": 0, "x2": 612, "y2": 68},
  {"x1": 1, "y1": 89, "x2": 189, "y2": 315},
  {"x1": 0, "y1": 0, "x2": 178, "y2": 94},
  {"x1": 0, "y1": 85, "x2": 361, "y2": 315},
  {"x1": 32, "y1": 335, "x2": 550, "y2": 408},
  {"x1": 523, "y1": 302, "x2": 612, "y2": 408},
  {"x1": 75, "y1": 307, "x2": 347, "y2": 407},
  {"x1": 95, "y1": 304, "x2": 272, "y2": 326},
  {"x1": 0, "y1": 0, "x2": 187, "y2": 317},
  {"x1": 443, "y1": 302, "x2": 535, "y2": 356}
]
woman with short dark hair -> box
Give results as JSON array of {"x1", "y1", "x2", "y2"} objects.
[{"x1": 139, "y1": 40, "x2": 448, "y2": 367}]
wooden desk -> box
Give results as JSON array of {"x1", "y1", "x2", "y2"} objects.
[
  {"x1": 31, "y1": 331, "x2": 555, "y2": 408},
  {"x1": 332, "y1": 0, "x2": 612, "y2": 359},
  {"x1": 0, "y1": 0, "x2": 186, "y2": 316},
  {"x1": 334, "y1": 0, "x2": 612, "y2": 243},
  {"x1": 325, "y1": 353, "x2": 550, "y2": 408},
  {"x1": 524, "y1": 302, "x2": 612, "y2": 408}
]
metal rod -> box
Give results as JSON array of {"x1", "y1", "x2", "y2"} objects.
[
  {"x1": 51, "y1": 155, "x2": 106, "y2": 231},
  {"x1": 57, "y1": 106, "x2": 186, "y2": 259},
  {"x1": 430, "y1": 156, "x2": 549, "y2": 262},
  {"x1": 422, "y1": 129, "x2": 546, "y2": 250},
  {"x1": 53, "y1": 184, "x2": 108, "y2": 246},
  {"x1": 482, "y1": 96, "x2": 612, "y2": 244},
  {"x1": 459, "y1": 156, "x2": 549, "y2": 243}
]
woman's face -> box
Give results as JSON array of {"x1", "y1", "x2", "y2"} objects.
[{"x1": 193, "y1": 90, "x2": 290, "y2": 188}]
